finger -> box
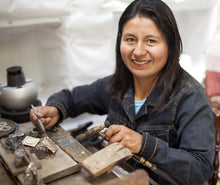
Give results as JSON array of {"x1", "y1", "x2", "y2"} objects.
[
  {"x1": 108, "y1": 132, "x2": 122, "y2": 145},
  {"x1": 105, "y1": 125, "x2": 121, "y2": 140},
  {"x1": 35, "y1": 107, "x2": 47, "y2": 118},
  {"x1": 29, "y1": 109, "x2": 38, "y2": 123},
  {"x1": 41, "y1": 117, "x2": 53, "y2": 128},
  {"x1": 46, "y1": 122, "x2": 55, "y2": 129}
]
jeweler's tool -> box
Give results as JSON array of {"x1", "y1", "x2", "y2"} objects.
[
  {"x1": 31, "y1": 104, "x2": 47, "y2": 137},
  {"x1": 132, "y1": 154, "x2": 179, "y2": 185},
  {"x1": 76, "y1": 120, "x2": 110, "y2": 142},
  {"x1": 31, "y1": 104, "x2": 58, "y2": 153}
]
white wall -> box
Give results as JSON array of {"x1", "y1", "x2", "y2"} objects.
[{"x1": 0, "y1": 0, "x2": 219, "y2": 130}]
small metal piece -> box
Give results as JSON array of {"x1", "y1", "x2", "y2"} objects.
[
  {"x1": 30, "y1": 128, "x2": 41, "y2": 138},
  {"x1": 42, "y1": 136, "x2": 58, "y2": 154},
  {"x1": 0, "y1": 121, "x2": 12, "y2": 131},
  {"x1": 0, "y1": 119, "x2": 16, "y2": 138},
  {"x1": 22, "y1": 136, "x2": 40, "y2": 147},
  {"x1": 30, "y1": 140, "x2": 55, "y2": 160},
  {"x1": 5, "y1": 134, "x2": 26, "y2": 151},
  {"x1": 10, "y1": 133, "x2": 25, "y2": 138},
  {"x1": 30, "y1": 146, "x2": 55, "y2": 160}
]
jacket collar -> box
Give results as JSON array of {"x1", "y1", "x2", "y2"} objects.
[{"x1": 121, "y1": 83, "x2": 158, "y2": 121}]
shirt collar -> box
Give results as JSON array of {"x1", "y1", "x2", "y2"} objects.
[{"x1": 121, "y1": 82, "x2": 158, "y2": 120}]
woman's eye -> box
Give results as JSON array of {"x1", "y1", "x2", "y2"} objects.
[
  {"x1": 126, "y1": 38, "x2": 135, "y2": 42},
  {"x1": 147, "y1": 39, "x2": 156, "y2": 44}
]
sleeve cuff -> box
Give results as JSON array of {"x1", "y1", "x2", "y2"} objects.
[
  {"x1": 138, "y1": 132, "x2": 158, "y2": 161},
  {"x1": 46, "y1": 102, "x2": 67, "y2": 122}
]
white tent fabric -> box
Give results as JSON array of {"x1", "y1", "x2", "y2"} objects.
[{"x1": 0, "y1": 0, "x2": 219, "y2": 130}]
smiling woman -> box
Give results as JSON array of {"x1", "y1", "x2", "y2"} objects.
[{"x1": 29, "y1": 0, "x2": 215, "y2": 184}]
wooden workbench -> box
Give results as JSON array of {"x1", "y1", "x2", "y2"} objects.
[{"x1": 0, "y1": 121, "x2": 149, "y2": 185}]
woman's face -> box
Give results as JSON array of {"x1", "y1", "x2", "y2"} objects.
[{"x1": 120, "y1": 15, "x2": 169, "y2": 82}]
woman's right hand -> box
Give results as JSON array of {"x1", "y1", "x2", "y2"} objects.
[{"x1": 29, "y1": 106, "x2": 60, "y2": 129}]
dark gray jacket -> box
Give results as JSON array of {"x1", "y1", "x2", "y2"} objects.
[{"x1": 47, "y1": 69, "x2": 215, "y2": 185}]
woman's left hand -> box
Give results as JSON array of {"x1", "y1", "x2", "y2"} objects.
[{"x1": 105, "y1": 125, "x2": 142, "y2": 153}]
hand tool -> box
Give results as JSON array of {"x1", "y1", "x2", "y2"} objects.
[
  {"x1": 76, "y1": 120, "x2": 110, "y2": 142},
  {"x1": 31, "y1": 104, "x2": 58, "y2": 153},
  {"x1": 31, "y1": 104, "x2": 47, "y2": 137}
]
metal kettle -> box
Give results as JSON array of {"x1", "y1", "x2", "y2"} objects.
[{"x1": 0, "y1": 66, "x2": 38, "y2": 111}]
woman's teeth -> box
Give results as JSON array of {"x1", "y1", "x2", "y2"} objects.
[{"x1": 133, "y1": 60, "x2": 149, "y2": 65}]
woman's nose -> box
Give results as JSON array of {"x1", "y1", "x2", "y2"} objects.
[{"x1": 133, "y1": 43, "x2": 147, "y2": 57}]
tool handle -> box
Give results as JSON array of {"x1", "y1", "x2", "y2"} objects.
[
  {"x1": 76, "y1": 120, "x2": 111, "y2": 142},
  {"x1": 31, "y1": 104, "x2": 47, "y2": 136}
]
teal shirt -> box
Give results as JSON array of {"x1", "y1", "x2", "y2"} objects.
[{"x1": 134, "y1": 98, "x2": 146, "y2": 115}]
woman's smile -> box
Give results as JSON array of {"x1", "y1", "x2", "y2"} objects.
[{"x1": 132, "y1": 59, "x2": 151, "y2": 65}]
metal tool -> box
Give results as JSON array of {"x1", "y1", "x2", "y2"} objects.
[
  {"x1": 76, "y1": 120, "x2": 110, "y2": 142},
  {"x1": 132, "y1": 154, "x2": 179, "y2": 185},
  {"x1": 31, "y1": 104, "x2": 58, "y2": 154},
  {"x1": 31, "y1": 104, "x2": 47, "y2": 137}
]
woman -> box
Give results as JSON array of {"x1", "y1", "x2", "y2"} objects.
[{"x1": 30, "y1": 0, "x2": 215, "y2": 184}]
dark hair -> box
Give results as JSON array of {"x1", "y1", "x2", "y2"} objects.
[{"x1": 108, "y1": 0, "x2": 183, "y2": 114}]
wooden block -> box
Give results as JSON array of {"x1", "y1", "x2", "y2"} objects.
[
  {"x1": 81, "y1": 142, "x2": 132, "y2": 177},
  {"x1": 47, "y1": 126, "x2": 91, "y2": 163},
  {"x1": 19, "y1": 145, "x2": 80, "y2": 183},
  {"x1": 0, "y1": 141, "x2": 80, "y2": 184}
]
